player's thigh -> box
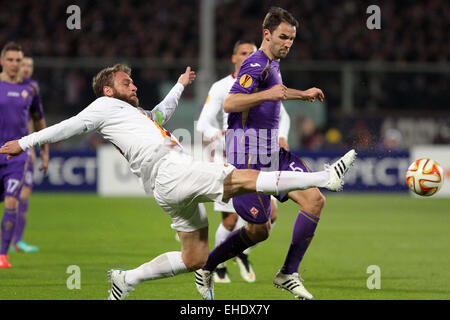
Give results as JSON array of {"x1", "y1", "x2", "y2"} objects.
[
  {"x1": 2, "y1": 166, "x2": 25, "y2": 208},
  {"x1": 288, "y1": 187, "x2": 326, "y2": 216},
  {"x1": 155, "y1": 153, "x2": 235, "y2": 205},
  {"x1": 232, "y1": 192, "x2": 271, "y2": 225}
]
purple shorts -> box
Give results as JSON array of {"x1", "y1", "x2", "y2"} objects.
[
  {"x1": 0, "y1": 154, "x2": 30, "y2": 202},
  {"x1": 232, "y1": 148, "x2": 311, "y2": 224}
]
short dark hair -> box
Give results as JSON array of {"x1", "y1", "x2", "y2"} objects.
[
  {"x1": 92, "y1": 64, "x2": 131, "y2": 98},
  {"x1": 232, "y1": 40, "x2": 256, "y2": 54},
  {"x1": 262, "y1": 7, "x2": 299, "y2": 33},
  {"x1": 1, "y1": 41, "x2": 23, "y2": 57}
]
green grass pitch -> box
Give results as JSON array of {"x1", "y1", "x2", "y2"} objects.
[{"x1": 1, "y1": 193, "x2": 449, "y2": 300}]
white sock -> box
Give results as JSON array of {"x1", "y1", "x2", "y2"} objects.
[
  {"x1": 215, "y1": 222, "x2": 232, "y2": 247},
  {"x1": 256, "y1": 170, "x2": 329, "y2": 195},
  {"x1": 125, "y1": 251, "x2": 188, "y2": 286}
]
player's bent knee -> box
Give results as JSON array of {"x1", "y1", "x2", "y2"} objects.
[
  {"x1": 222, "y1": 212, "x2": 238, "y2": 231},
  {"x1": 4, "y1": 196, "x2": 18, "y2": 209},
  {"x1": 245, "y1": 223, "x2": 270, "y2": 243}
]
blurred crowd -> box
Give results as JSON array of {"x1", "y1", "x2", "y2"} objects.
[
  {"x1": 0, "y1": 0, "x2": 448, "y2": 62},
  {"x1": 0, "y1": 0, "x2": 449, "y2": 151}
]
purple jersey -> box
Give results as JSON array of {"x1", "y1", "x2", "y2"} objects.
[
  {"x1": 226, "y1": 50, "x2": 282, "y2": 167},
  {"x1": 0, "y1": 77, "x2": 44, "y2": 165}
]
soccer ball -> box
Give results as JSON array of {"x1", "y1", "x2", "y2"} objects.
[{"x1": 406, "y1": 158, "x2": 444, "y2": 196}]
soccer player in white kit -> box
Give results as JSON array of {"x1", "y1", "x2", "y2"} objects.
[
  {"x1": 0, "y1": 64, "x2": 356, "y2": 300},
  {"x1": 196, "y1": 40, "x2": 291, "y2": 283}
]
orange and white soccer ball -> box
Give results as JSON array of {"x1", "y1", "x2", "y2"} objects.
[{"x1": 406, "y1": 158, "x2": 444, "y2": 196}]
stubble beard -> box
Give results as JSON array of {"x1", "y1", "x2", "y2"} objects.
[{"x1": 113, "y1": 90, "x2": 139, "y2": 108}]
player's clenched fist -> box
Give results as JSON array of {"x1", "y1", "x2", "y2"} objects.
[
  {"x1": 266, "y1": 84, "x2": 288, "y2": 101},
  {"x1": 0, "y1": 140, "x2": 23, "y2": 160},
  {"x1": 177, "y1": 66, "x2": 196, "y2": 87}
]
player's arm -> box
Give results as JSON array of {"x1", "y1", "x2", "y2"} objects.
[
  {"x1": 149, "y1": 66, "x2": 195, "y2": 125},
  {"x1": 223, "y1": 86, "x2": 286, "y2": 113},
  {"x1": 27, "y1": 120, "x2": 37, "y2": 164},
  {"x1": 31, "y1": 113, "x2": 50, "y2": 172},
  {"x1": 0, "y1": 99, "x2": 104, "y2": 159},
  {"x1": 28, "y1": 81, "x2": 50, "y2": 172},
  {"x1": 196, "y1": 84, "x2": 223, "y2": 141},
  {"x1": 278, "y1": 103, "x2": 290, "y2": 150},
  {"x1": 0, "y1": 115, "x2": 87, "y2": 159},
  {"x1": 286, "y1": 87, "x2": 324, "y2": 102}
]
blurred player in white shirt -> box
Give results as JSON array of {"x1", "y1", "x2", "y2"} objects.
[
  {"x1": 0, "y1": 64, "x2": 355, "y2": 300},
  {"x1": 196, "y1": 40, "x2": 291, "y2": 283}
]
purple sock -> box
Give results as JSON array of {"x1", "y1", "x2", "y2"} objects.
[
  {"x1": 1, "y1": 208, "x2": 17, "y2": 255},
  {"x1": 13, "y1": 199, "x2": 28, "y2": 244},
  {"x1": 280, "y1": 210, "x2": 319, "y2": 275},
  {"x1": 203, "y1": 227, "x2": 256, "y2": 272}
]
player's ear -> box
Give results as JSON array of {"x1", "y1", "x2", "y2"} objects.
[
  {"x1": 263, "y1": 29, "x2": 271, "y2": 42},
  {"x1": 103, "y1": 86, "x2": 114, "y2": 97},
  {"x1": 231, "y1": 54, "x2": 237, "y2": 64}
]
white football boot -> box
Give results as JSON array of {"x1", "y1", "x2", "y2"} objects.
[
  {"x1": 213, "y1": 263, "x2": 231, "y2": 283},
  {"x1": 324, "y1": 149, "x2": 357, "y2": 192},
  {"x1": 195, "y1": 269, "x2": 214, "y2": 300},
  {"x1": 273, "y1": 270, "x2": 314, "y2": 300},
  {"x1": 107, "y1": 269, "x2": 135, "y2": 300},
  {"x1": 235, "y1": 253, "x2": 256, "y2": 283}
]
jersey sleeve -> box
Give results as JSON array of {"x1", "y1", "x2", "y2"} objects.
[
  {"x1": 229, "y1": 58, "x2": 265, "y2": 94},
  {"x1": 148, "y1": 82, "x2": 184, "y2": 125},
  {"x1": 29, "y1": 81, "x2": 45, "y2": 120},
  {"x1": 278, "y1": 103, "x2": 290, "y2": 139},
  {"x1": 76, "y1": 98, "x2": 107, "y2": 131},
  {"x1": 18, "y1": 99, "x2": 106, "y2": 150},
  {"x1": 196, "y1": 82, "x2": 223, "y2": 140}
]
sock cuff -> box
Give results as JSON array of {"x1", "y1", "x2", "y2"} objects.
[
  {"x1": 239, "y1": 227, "x2": 256, "y2": 247},
  {"x1": 4, "y1": 208, "x2": 18, "y2": 215},
  {"x1": 166, "y1": 251, "x2": 188, "y2": 275},
  {"x1": 300, "y1": 210, "x2": 320, "y2": 224}
]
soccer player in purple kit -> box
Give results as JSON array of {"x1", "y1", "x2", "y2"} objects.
[
  {"x1": 10, "y1": 55, "x2": 48, "y2": 253},
  {"x1": 195, "y1": 7, "x2": 346, "y2": 300},
  {"x1": 0, "y1": 43, "x2": 48, "y2": 268}
]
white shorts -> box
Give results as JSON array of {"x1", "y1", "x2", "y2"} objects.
[{"x1": 144, "y1": 150, "x2": 235, "y2": 232}]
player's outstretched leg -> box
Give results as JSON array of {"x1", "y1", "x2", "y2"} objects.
[{"x1": 323, "y1": 149, "x2": 357, "y2": 191}]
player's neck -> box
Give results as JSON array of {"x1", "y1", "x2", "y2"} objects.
[
  {"x1": 259, "y1": 43, "x2": 275, "y2": 60},
  {"x1": 0, "y1": 72, "x2": 21, "y2": 84}
]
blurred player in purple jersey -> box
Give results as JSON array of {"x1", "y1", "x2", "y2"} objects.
[
  {"x1": 196, "y1": 7, "x2": 337, "y2": 300},
  {"x1": 9, "y1": 56, "x2": 48, "y2": 253},
  {"x1": 0, "y1": 43, "x2": 48, "y2": 268}
]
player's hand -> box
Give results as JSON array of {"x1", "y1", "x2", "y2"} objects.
[
  {"x1": 278, "y1": 137, "x2": 289, "y2": 150},
  {"x1": 178, "y1": 66, "x2": 196, "y2": 87},
  {"x1": 302, "y1": 87, "x2": 325, "y2": 102},
  {"x1": 266, "y1": 84, "x2": 288, "y2": 101},
  {"x1": 0, "y1": 140, "x2": 24, "y2": 160}
]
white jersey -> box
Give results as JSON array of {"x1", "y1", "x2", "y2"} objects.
[{"x1": 19, "y1": 83, "x2": 185, "y2": 179}]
